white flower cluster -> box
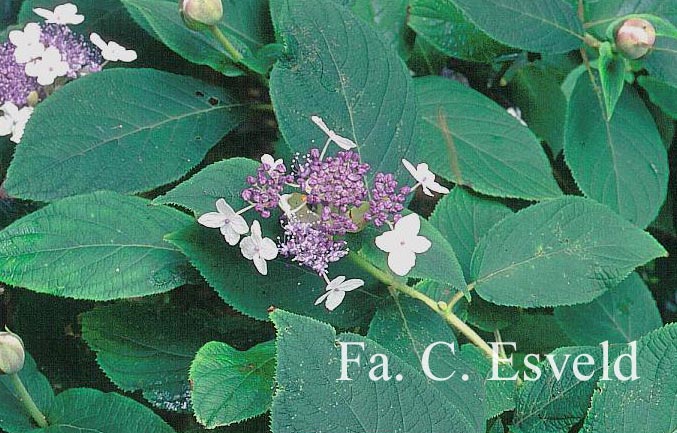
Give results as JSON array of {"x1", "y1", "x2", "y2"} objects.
[{"x1": 0, "y1": 103, "x2": 32, "y2": 144}]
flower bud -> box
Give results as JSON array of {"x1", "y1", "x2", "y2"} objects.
[
  {"x1": 179, "y1": 0, "x2": 223, "y2": 31},
  {"x1": 0, "y1": 329, "x2": 25, "y2": 375},
  {"x1": 615, "y1": 18, "x2": 656, "y2": 59}
]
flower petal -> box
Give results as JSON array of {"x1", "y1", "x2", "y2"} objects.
[
  {"x1": 324, "y1": 290, "x2": 346, "y2": 311},
  {"x1": 402, "y1": 158, "x2": 418, "y2": 181},
  {"x1": 220, "y1": 225, "x2": 240, "y2": 246},
  {"x1": 230, "y1": 214, "x2": 249, "y2": 235},
  {"x1": 337, "y1": 278, "x2": 365, "y2": 292},
  {"x1": 314, "y1": 291, "x2": 331, "y2": 306},
  {"x1": 197, "y1": 212, "x2": 226, "y2": 228},
  {"x1": 117, "y1": 48, "x2": 137, "y2": 63},
  {"x1": 261, "y1": 154, "x2": 274, "y2": 167},
  {"x1": 239, "y1": 237, "x2": 256, "y2": 260},
  {"x1": 387, "y1": 250, "x2": 416, "y2": 276},
  {"x1": 374, "y1": 229, "x2": 402, "y2": 253},
  {"x1": 327, "y1": 275, "x2": 346, "y2": 291},
  {"x1": 395, "y1": 213, "x2": 421, "y2": 234},
  {"x1": 426, "y1": 180, "x2": 450, "y2": 195},
  {"x1": 332, "y1": 135, "x2": 357, "y2": 150},
  {"x1": 32, "y1": 8, "x2": 54, "y2": 20},
  {"x1": 253, "y1": 254, "x2": 268, "y2": 275},
  {"x1": 311, "y1": 115, "x2": 331, "y2": 135},
  {"x1": 259, "y1": 238, "x2": 279, "y2": 260},
  {"x1": 250, "y1": 220, "x2": 262, "y2": 240},
  {"x1": 408, "y1": 236, "x2": 432, "y2": 254},
  {"x1": 89, "y1": 33, "x2": 106, "y2": 51},
  {"x1": 214, "y1": 198, "x2": 234, "y2": 216}
]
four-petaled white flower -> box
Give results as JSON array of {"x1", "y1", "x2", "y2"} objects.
[
  {"x1": 24, "y1": 46, "x2": 69, "y2": 86},
  {"x1": 261, "y1": 153, "x2": 283, "y2": 173},
  {"x1": 311, "y1": 115, "x2": 357, "y2": 150},
  {"x1": 315, "y1": 275, "x2": 365, "y2": 311},
  {"x1": 375, "y1": 213, "x2": 431, "y2": 276},
  {"x1": 240, "y1": 220, "x2": 278, "y2": 276},
  {"x1": 0, "y1": 103, "x2": 33, "y2": 144},
  {"x1": 33, "y1": 3, "x2": 84, "y2": 25},
  {"x1": 506, "y1": 107, "x2": 527, "y2": 127},
  {"x1": 90, "y1": 33, "x2": 137, "y2": 62},
  {"x1": 402, "y1": 159, "x2": 449, "y2": 197},
  {"x1": 9, "y1": 23, "x2": 45, "y2": 64},
  {"x1": 198, "y1": 198, "x2": 249, "y2": 246}
]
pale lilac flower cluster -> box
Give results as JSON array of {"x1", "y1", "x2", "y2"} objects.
[
  {"x1": 365, "y1": 172, "x2": 410, "y2": 227},
  {"x1": 198, "y1": 116, "x2": 451, "y2": 311},
  {"x1": 0, "y1": 3, "x2": 137, "y2": 144}
]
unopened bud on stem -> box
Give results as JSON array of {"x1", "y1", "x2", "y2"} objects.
[
  {"x1": 615, "y1": 18, "x2": 656, "y2": 59},
  {"x1": 179, "y1": 0, "x2": 223, "y2": 31},
  {"x1": 0, "y1": 329, "x2": 25, "y2": 375}
]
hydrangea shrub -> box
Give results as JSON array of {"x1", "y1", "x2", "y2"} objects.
[{"x1": 0, "y1": 0, "x2": 675, "y2": 432}]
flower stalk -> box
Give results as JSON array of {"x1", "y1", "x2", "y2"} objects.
[
  {"x1": 8, "y1": 373, "x2": 48, "y2": 428},
  {"x1": 208, "y1": 26, "x2": 243, "y2": 63}
]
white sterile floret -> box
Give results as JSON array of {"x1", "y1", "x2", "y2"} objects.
[
  {"x1": 315, "y1": 275, "x2": 365, "y2": 311},
  {"x1": 261, "y1": 154, "x2": 283, "y2": 172},
  {"x1": 375, "y1": 213, "x2": 431, "y2": 276},
  {"x1": 24, "y1": 46, "x2": 69, "y2": 86},
  {"x1": 89, "y1": 33, "x2": 137, "y2": 62},
  {"x1": 311, "y1": 115, "x2": 357, "y2": 150},
  {"x1": 240, "y1": 220, "x2": 278, "y2": 276},
  {"x1": 0, "y1": 103, "x2": 34, "y2": 144},
  {"x1": 33, "y1": 3, "x2": 85, "y2": 25},
  {"x1": 9, "y1": 23, "x2": 45, "y2": 64},
  {"x1": 402, "y1": 158, "x2": 449, "y2": 197},
  {"x1": 198, "y1": 198, "x2": 249, "y2": 246},
  {"x1": 507, "y1": 107, "x2": 527, "y2": 127}
]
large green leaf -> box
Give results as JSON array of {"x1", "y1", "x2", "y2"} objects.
[
  {"x1": 512, "y1": 346, "x2": 607, "y2": 433},
  {"x1": 645, "y1": 36, "x2": 677, "y2": 88},
  {"x1": 0, "y1": 354, "x2": 54, "y2": 433},
  {"x1": 0, "y1": 191, "x2": 193, "y2": 300},
  {"x1": 269, "y1": 0, "x2": 416, "y2": 179},
  {"x1": 564, "y1": 72, "x2": 669, "y2": 227},
  {"x1": 121, "y1": 0, "x2": 273, "y2": 75},
  {"x1": 4, "y1": 69, "x2": 244, "y2": 201},
  {"x1": 352, "y1": 0, "x2": 411, "y2": 58},
  {"x1": 584, "y1": 0, "x2": 677, "y2": 39},
  {"x1": 470, "y1": 196, "x2": 667, "y2": 307},
  {"x1": 367, "y1": 297, "x2": 485, "y2": 427},
  {"x1": 38, "y1": 388, "x2": 175, "y2": 433},
  {"x1": 447, "y1": 0, "x2": 584, "y2": 53},
  {"x1": 429, "y1": 187, "x2": 512, "y2": 279},
  {"x1": 509, "y1": 63, "x2": 568, "y2": 155},
  {"x1": 414, "y1": 77, "x2": 562, "y2": 200},
  {"x1": 554, "y1": 273, "x2": 663, "y2": 345},
  {"x1": 190, "y1": 341, "x2": 276, "y2": 428},
  {"x1": 408, "y1": 0, "x2": 509, "y2": 63},
  {"x1": 80, "y1": 303, "x2": 270, "y2": 412},
  {"x1": 639, "y1": 74, "x2": 677, "y2": 118},
  {"x1": 270, "y1": 309, "x2": 483, "y2": 433},
  {"x1": 583, "y1": 324, "x2": 677, "y2": 433}
]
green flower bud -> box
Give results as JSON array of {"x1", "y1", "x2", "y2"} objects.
[
  {"x1": 615, "y1": 18, "x2": 656, "y2": 59},
  {"x1": 0, "y1": 329, "x2": 25, "y2": 375},
  {"x1": 179, "y1": 0, "x2": 223, "y2": 31}
]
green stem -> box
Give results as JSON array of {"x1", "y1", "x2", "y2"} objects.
[
  {"x1": 209, "y1": 26, "x2": 244, "y2": 63},
  {"x1": 350, "y1": 253, "x2": 496, "y2": 360},
  {"x1": 9, "y1": 373, "x2": 48, "y2": 428}
]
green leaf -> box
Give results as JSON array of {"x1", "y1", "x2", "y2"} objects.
[
  {"x1": 509, "y1": 63, "x2": 568, "y2": 155},
  {"x1": 598, "y1": 42, "x2": 627, "y2": 120},
  {"x1": 429, "y1": 187, "x2": 512, "y2": 279},
  {"x1": 645, "y1": 35, "x2": 677, "y2": 88},
  {"x1": 351, "y1": 0, "x2": 411, "y2": 59},
  {"x1": 39, "y1": 388, "x2": 175, "y2": 433},
  {"x1": 367, "y1": 297, "x2": 485, "y2": 427},
  {"x1": 81, "y1": 303, "x2": 268, "y2": 412},
  {"x1": 458, "y1": 345, "x2": 517, "y2": 419},
  {"x1": 500, "y1": 312, "x2": 573, "y2": 354},
  {"x1": 464, "y1": 296, "x2": 518, "y2": 333},
  {"x1": 408, "y1": 0, "x2": 510, "y2": 63},
  {"x1": 269, "y1": 0, "x2": 416, "y2": 179},
  {"x1": 652, "y1": 191, "x2": 676, "y2": 235},
  {"x1": 446, "y1": 0, "x2": 584, "y2": 53},
  {"x1": 583, "y1": 324, "x2": 677, "y2": 433},
  {"x1": 512, "y1": 346, "x2": 607, "y2": 433},
  {"x1": 564, "y1": 72, "x2": 669, "y2": 228},
  {"x1": 190, "y1": 341, "x2": 276, "y2": 428},
  {"x1": 154, "y1": 158, "x2": 257, "y2": 215},
  {"x1": 0, "y1": 354, "x2": 54, "y2": 433},
  {"x1": 121, "y1": 0, "x2": 273, "y2": 75},
  {"x1": 584, "y1": 0, "x2": 677, "y2": 39},
  {"x1": 414, "y1": 76, "x2": 562, "y2": 200},
  {"x1": 270, "y1": 309, "x2": 483, "y2": 433},
  {"x1": 554, "y1": 272, "x2": 663, "y2": 345},
  {"x1": 166, "y1": 224, "x2": 378, "y2": 327},
  {"x1": 0, "y1": 191, "x2": 193, "y2": 300},
  {"x1": 5, "y1": 69, "x2": 244, "y2": 201},
  {"x1": 638, "y1": 75, "x2": 677, "y2": 118},
  {"x1": 408, "y1": 37, "x2": 449, "y2": 76},
  {"x1": 471, "y1": 196, "x2": 667, "y2": 308}
]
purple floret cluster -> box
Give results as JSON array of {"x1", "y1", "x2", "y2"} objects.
[
  {"x1": 240, "y1": 147, "x2": 412, "y2": 277},
  {"x1": 0, "y1": 43, "x2": 40, "y2": 107}
]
